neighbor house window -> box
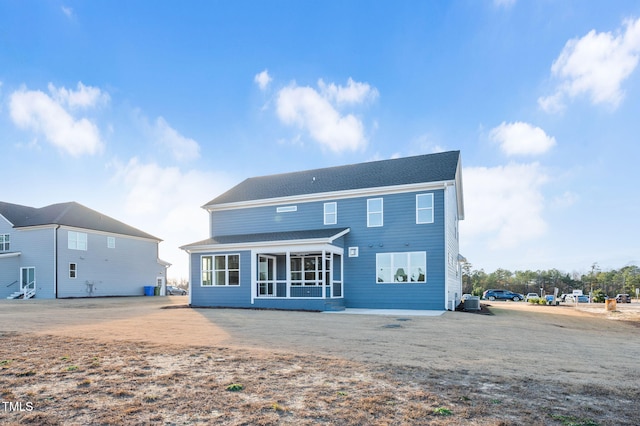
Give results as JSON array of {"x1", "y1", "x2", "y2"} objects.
[
  {"x1": 376, "y1": 252, "x2": 426, "y2": 283},
  {"x1": 0, "y1": 234, "x2": 9, "y2": 251},
  {"x1": 69, "y1": 263, "x2": 77, "y2": 279},
  {"x1": 107, "y1": 237, "x2": 115, "y2": 248},
  {"x1": 324, "y1": 202, "x2": 337, "y2": 225},
  {"x1": 367, "y1": 198, "x2": 383, "y2": 227},
  {"x1": 416, "y1": 193, "x2": 434, "y2": 224},
  {"x1": 68, "y1": 231, "x2": 87, "y2": 251},
  {"x1": 201, "y1": 254, "x2": 240, "y2": 286}
]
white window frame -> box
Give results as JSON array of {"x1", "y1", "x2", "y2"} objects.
[
  {"x1": 376, "y1": 251, "x2": 427, "y2": 284},
  {"x1": 416, "y1": 193, "x2": 434, "y2": 224},
  {"x1": 324, "y1": 202, "x2": 337, "y2": 225},
  {"x1": 367, "y1": 198, "x2": 383, "y2": 227},
  {"x1": 290, "y1": 255, "x2": 323, "y2": 286},
  {"x1": 69, "y1": 263, "x2": 77, "y2": 279},
  {"x1": 68, "y1": 231, "x2": 88, "y2": 251},
  {"x1": 107, "y1": 236, "x2": 116, "y2": 249},
  {"x1": 201, "y1": 254, "x2": 240, "y2": 286},
  {"x1": 0, "y1": 233, "x2": 9, "y2": 252}
]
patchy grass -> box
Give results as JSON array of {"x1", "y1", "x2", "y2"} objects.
[{"x1": 0, "y1": 333, "x2": 637, "y2": 425}]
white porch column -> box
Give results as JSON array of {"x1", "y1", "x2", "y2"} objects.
[
  {"x1": 286, "y1": 250, "x2": 291, "y2": 298},
  {"x1": 322, "y1": 249, "x2": 326, "y2": 299},
  {"x1": 340, "y1": 252, "x2": 344, "y2": 297}
]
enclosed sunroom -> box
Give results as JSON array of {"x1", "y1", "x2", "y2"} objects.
[{"x1": 183, "y1": 228, "x2": 348, "y2": 311}]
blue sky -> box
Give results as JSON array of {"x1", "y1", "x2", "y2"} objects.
[{"x1": 2, "y1": 1, "x2": 640, "y2": 279}]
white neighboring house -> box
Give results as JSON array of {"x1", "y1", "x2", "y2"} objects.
[{"x1": 0, "y1": 201, "x2": 170, "y2": 299}]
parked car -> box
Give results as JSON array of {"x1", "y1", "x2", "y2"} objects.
[
  {"x1": 525, "y1": 293, "x2": 540, "y2": 302},
  {"x1": 482, "y1": 289, "x2": 524, "y2": 301},
  {"x1": 564, "y1": 295, "x2": 589, "y2": 303},
  {"x1": 615, "y1": 294, "x2": 631, "y2": 303},
  {"x1": 166, "y1": 285, "x2": 187, "y2": 296}
]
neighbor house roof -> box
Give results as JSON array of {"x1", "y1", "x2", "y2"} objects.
[
  {"x1": 205, "y1": 150, "x2": 461, "y2": 207},
  {"x1": 0, "y1": 201, "x2": 160, "y2": 241}
]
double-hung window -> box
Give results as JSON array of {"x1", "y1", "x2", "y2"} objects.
[
  {"x1": 0, "y1": 234, "x2": 9, "y2": 251},
  {"x1": 416, "y1": 194, "x2": 434, "y2": 224},
  {"x1": 69, "y1": 263, "x2": 77, "y2": 279},
  {"x1": 68, "y1": 231, "x2": 88, "y2": 251},
  {"x1": 202, "y1": 254, "x2": 240, "y2": 286},
  {"x1": 324, "y1": 202, "x2": 337, "y2": 225},
  {"x1": 367, "y1": 198, "x2": 383, "y2": 227}
]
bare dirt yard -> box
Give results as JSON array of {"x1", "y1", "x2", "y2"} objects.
[{"x1": 0, "y1": 297, "x2": 638, "y2": 425}]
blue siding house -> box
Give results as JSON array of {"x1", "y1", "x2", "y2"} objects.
[
  {"x1": 0, "y1": 201, "x2": 169, "y2": 299},
  {"x1": 182, "y1": 151, "x2": 464, "y2": 311}
]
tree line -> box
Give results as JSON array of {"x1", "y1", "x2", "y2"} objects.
[{"x1": 462, "y1": 262, "x2": 640, "y2": 298}]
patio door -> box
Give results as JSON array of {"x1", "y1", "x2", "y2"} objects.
[
  {"x1": 20, "y1": 267, "x2": 36, "y2": 296},
  {"x1": 258, "y1": 255, "x2": 276, "y2": 297}
]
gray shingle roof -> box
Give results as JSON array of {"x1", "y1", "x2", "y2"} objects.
[
  {"x1": 205, "y1": 150, "x2": 460, "y2": 206},
  {"x1": 182, "y1": 228, "x2": 349, "y2": 249},
  {"x1": 0, "y1": 201, "x2": 160, "y2": 241}
]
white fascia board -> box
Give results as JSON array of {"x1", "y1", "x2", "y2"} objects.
[
  {"x1": 184, "y1": 239, "x2": 345, "y2": 255},
  {"x1": 204, "y1": 181, "x2": 451, "y2": 212},
  {"x1": 56, "y1": 225, "x2": 160, "y2": 243},
  {"x1": 0, "y1": 213, "x2": 14, "y2": 227},
  {"x1": 454, "y1": 157, "x2": 464, "y2": 220}
]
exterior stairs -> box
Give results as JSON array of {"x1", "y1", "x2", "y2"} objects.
[{"x1": 6, "y1": 289, "x2": 35, "y2": 299}]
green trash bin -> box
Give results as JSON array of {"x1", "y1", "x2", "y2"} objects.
[{"x1": 154, "y1": 286, "x2": 160, "y2": 296}]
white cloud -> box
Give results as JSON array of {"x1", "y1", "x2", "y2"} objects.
[
  {"x1": 110, "y1": 158, "x2": 236, "y2": 279},
  {"x1": 318, "y1": 77, "x2": 379, "y2": 105},
  {"x1": 461, "y1": 162, "x2": 549, "y2": 249},
  {"x1": 254, "y1": 70, "x2": 273, "y2": 91},
  {"x1": 539, "y1": 17, "x2": 640, "y2": 112},
  {"x1": 275, "y1": 78, "x2": 377, "y2": 152},
  {"x1": 48, "y1": 82, "x2": 109, "y2": 109},
  {"x1": 9, "y1": 84, "x2": 105, "y2": 157},
  {"x1": 61, "y1": 6, "x2": 74, "y2": 19},
  {"x1": 153, "y1": 117, "x2": 200, "y2": 162},
  {"x1": 494, "y1": 0, "x2": 516, "y2": 8},
  {"x1": 489, "y1": 121, "x2": 556, "y2": 156}
]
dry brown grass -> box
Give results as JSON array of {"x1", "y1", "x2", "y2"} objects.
[{"x1": 0, "y1": 331, "x2": 637, "y2": 425}]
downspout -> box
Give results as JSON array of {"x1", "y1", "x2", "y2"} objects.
[{"x1": 54, "y1": 225, "x2": 60, "y2": 298}]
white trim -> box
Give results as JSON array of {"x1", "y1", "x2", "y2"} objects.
[
  {"x1": 14, "y1": 223, "x2": 160, "y2": 242},
  {"x1": 367, "y1": 198, "x2": 383, "y2": 228},
  {"x1": 0, "y1": 213, "x2": 14, "y2": 227},
  {"x1": 0, "y1": 251, "x2": 21, "y2": 259},
  {"x1": 416, "y1": 193, "x2": 434, "y2": 224},
  {"x1": 204, "y1": 180, "x2": 452, "y2": 212},
  {"x1": 69, "y1": 262, "x2": 77, "y2": 279},
  {"x1": 183, "y1": 228, "x2": 350, "y2": 253},
  {"x1": 276, "y1": 205, "x2": 297, "y2": 213},
  {"x1": 323, "y1": 202, "x2": 337, "y2": 225},
  {"x1": 200, "y1": 253, "x2": 241, "y2": 287}
]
